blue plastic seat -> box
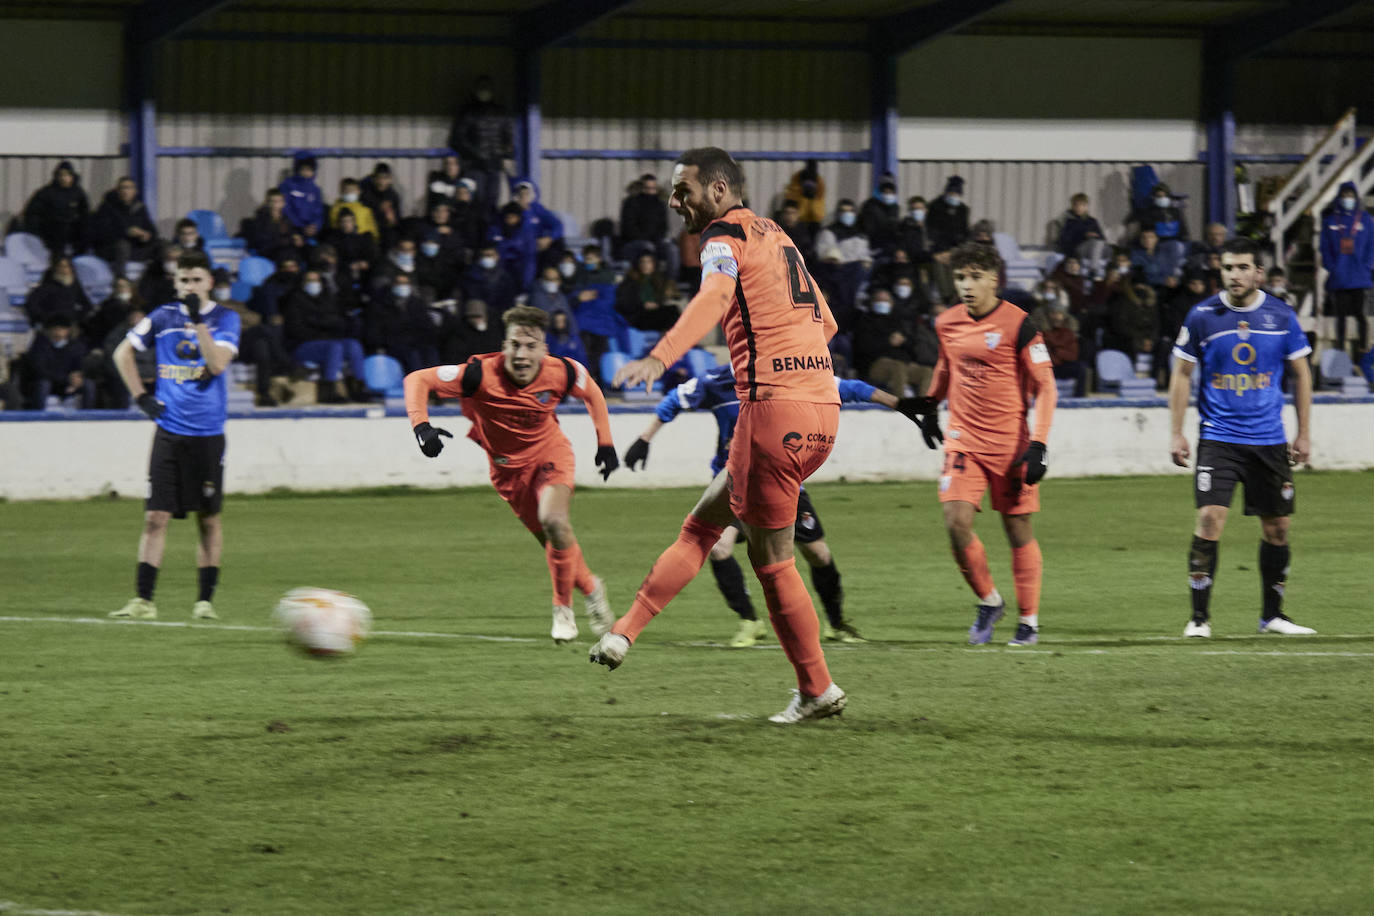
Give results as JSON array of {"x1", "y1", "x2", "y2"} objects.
[
  {"x1": 229, "y1": 280, "x2": 255, "y2": 303},
  {"x1": 619, "y1": 326, "x2": 661, "y2": 358},
  {"x1": 73, "y1": 255, "x2": 114, "y2": 301},
  {"x1": 237, "y1": 256, "x2": 276, "y2": 288},
  {"x1": 187, "y1": 209, "x2": 230, "y2": 241},
  {"x1": 363, "y1": 354, "x2": 405, "y2": 397},
  {"x1": 4, "y1": 232, "x2": 49, "y2": 277},
  {"x1": 685, "y1": 348, "x2": 716, "y2": 377},
  {"x1": 0, "y1": 256, "x2": 29, "y2": 301},
  {"x1": 600, "y1": 351, "x2": 629, "y2": 389}
]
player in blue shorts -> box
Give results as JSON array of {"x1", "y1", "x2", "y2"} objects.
[
  {"x1": 1169, "y1": 237, "x2": 1314, "y2": 637},
  {"x1": 109, "y1": 250, "x2": 241, "y2": 621},
  {"x1": 622, "y1": 361, "x2": 935, "y2": 646}
]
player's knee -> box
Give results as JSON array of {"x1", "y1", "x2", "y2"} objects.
[
  {"x1": 798, "y1": 540, "x2": 831, "y2": 567},
  {"x1": 709, "y1": 541, "x2": 734, "y2": 562},
  {"x1": 143, "y1": 511, "x2": 171, "y2": 533},
  {"x1": 1261, "y1": 518, "x2": 1289, "y2": 545},
  {"x1": 541, "y1": 516, "x2": 573, "y2": 548}
]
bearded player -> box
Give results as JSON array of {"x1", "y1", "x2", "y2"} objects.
[
  {"x1": 403, "y1": 305, "x2": 620, "y2": 644},
  {"x1": 925, "y1": 242, "x2": 1057, "y2": 646}
]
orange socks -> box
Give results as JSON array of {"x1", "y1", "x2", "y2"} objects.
[
  {"x1": 1012, "y1": 540, "x2": 1042, "y2": 624},
  {"x1": 614, "y1": 515, "x2": 726, "y2": 643},
  {"x1": 754, "y1": 557, "x2": 832, "y2": 698},
  {"x1": 954, "y1": 535, "x2": 996, "y2": 601},
  {"x1": 546, "y1": 542, "x2": 579, "y2": 607},
  {"x1": 573, "y1": 547, "x2": 597, "y2": 596}
]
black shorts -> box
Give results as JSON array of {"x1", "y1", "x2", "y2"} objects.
[
  {"x1": 147, "y1": 427, "x2": 226, "y2": 519},
  {"x1": 1194, "y1": 439, "x2": 1294, "y2": 517},
  {"x1": 727, "y1": 487, "x2": 826, "y2": 543}
]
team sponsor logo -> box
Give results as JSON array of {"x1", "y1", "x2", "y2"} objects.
[
  {"x1": 1236, "y1": 320, "x2": 1250, "y2": 341},
  {"x1": 1197, "y1": 471, "x2": 1212, "y2": 492},
  {"x1": 1211, "y1": 368, "x2": 1272, "y2": 395},
  {"x1": 771, "y1": 354, "x2": 832, "y2": 372},
  {"x1": 202, "y1": 480, "x2": 216, "y2": 499},
  {"x1": 159, "y1": 363, "x2": 207, "y2": 383},
  {"x1": 1029, "y1": 342, "x2": 1050, "y2": 364},
  {"x1": 1281, "y1": 482, "x2": 1295, "y2": 501},
  {"x1": 957, "y1": 355, "x2": 991, "y2": 386},
  {"x1": 175, "y1": 338, "x2": 202, "y2": 360},
  {"x1": 782, "y1": 432, "x2": 803, "y2": 453},
  {"x1": 984, "y1": 331, "x2": 1002, "y2": 350}
]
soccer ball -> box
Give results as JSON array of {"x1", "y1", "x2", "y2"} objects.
[{"x1": 273, "y1": 587, "x2": 372, "y2": 657}]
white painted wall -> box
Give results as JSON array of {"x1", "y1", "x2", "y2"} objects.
[{"x1": 2, "y1": 403, "x2": 1368, "y2": 502}]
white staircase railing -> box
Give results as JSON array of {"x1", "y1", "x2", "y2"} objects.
[{"x1": 1268, "y1": 107, "x2": 1357, "y2": 271}]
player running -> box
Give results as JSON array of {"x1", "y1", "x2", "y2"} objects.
[
  {"x1": 924, "y1": 242, "x2": 1057, "y2": 646},
  {"x1": 623, "y1": 362, "x2": 935, "y2": 646},
  {"x1": 589, "y1": 147, "x2": 926, "y2": 723},
  {"x1": 403, "y1": 305, "x2": 620, "y2": 644},
  {"x1": 1169, "y1": 237, "x2": 1315, "y2": 637}
]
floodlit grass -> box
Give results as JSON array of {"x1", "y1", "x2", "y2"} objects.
[{"x1": 2, "y1": 474, "x2": 1373, "y2": 915}]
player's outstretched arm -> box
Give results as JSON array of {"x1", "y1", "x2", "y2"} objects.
[
  {"x1": 625, "y1": 417, "x2": 664, "y2": 470},
  {"x1": 569, "y1": 359, "x2": 619, "y2": 480},
  {"x1": 1167, "y1": 357, "x2": 1196, "y2": 467},
  {"x1": 645, "y1": 271, "x2": 735, "y2": 370}
]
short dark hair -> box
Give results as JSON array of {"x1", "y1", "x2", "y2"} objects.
[
  {"x1": 1070, "y1": 192, "x2": 1089, "y2": 204},
  {"x1": 503, "y1": 305, "x2": 549, "y2": 334},
  {"x1": 176, "y1": 250, "x2": 212, "y2": 273},
  {"x1": 640, "y1": 172, "x2": 657, "y2": 183},
  {"x1": 1220, "y1": 237, "x2": 1261, "y2": 262},
  {"x1": 341, "y1": 177, "x2": 359, "y2": 188},
  {"x1": 949, "y1": 241, "x2": 1003, "y2": 275},
  {"x1": 908, "y1": 195, "x2": 926, "y2": 206},
  {"x1": 1268, "y1": 266, "x2": 1286, "y2": 278},
  {"x1": 676, "y1": 147, "x2": 744, "y2": 194},
  {"x1": 175, "y1": 217, "x2": 197, "y2": 232}
]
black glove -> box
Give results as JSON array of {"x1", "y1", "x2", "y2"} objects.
[
  {"x1": 917, "y1": 412, "x2": 943, "y2": 450},
  {"x1": 596, "y1": 445, "x2": 620, "y2": 480},
  {"x1": 1019, "y1": 441, "x2": 1048, "y2": 486},
  {"x1": 184, "y1": 292, "x2": 204, "y2": 323},
  {"x1": 624, "y1": 437, "x2": 650, "y2": 471},
  {"x1": 135, "y1": 392, "x2": 164, "y2": 421},
  {"x1": 895, "y1": 396, "x2": 939, "y2": 424},
  {"x1": 413, "y1": 422, "x2": 452, "y2": 458}
]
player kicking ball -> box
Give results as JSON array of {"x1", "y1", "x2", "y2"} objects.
[
  {"x1": 1169, "y1": 237, "x2": 1315, "y2": 637},
  {"x1": 403, "y1": 305, "x2": 620, "y2": 643},
  {"x1": 923, "y1": 243, "x2": 1057, "y2": 646}
]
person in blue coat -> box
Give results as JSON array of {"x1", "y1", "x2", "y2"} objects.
[
  {"x1": 279, "y1": 151, "x2": 325, "y2": 240},
  {"x1": 1319, "y1": 181, "x2": 1374, "y2": 357},
  {"x1": 621, "y1": 362, "x2": 933, "y2": 647},
  {"x1": 511, "y1": 177, "x2": 565, "y2": 271},
  {"x1": 487, "y1": 202, "x2": 538, "y2": 290}
]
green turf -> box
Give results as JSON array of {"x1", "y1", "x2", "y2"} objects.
[{"x1": 2, "y1": 474, "x2": 1373, "y2": 915}]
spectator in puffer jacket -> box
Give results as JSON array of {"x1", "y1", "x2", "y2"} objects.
[
  {"x1": 487, "y1": 202, "x2": 538, "y2": 291},
  {"x1": 448, "y1": 75, "x2": 514, "y2": 218},
  {"x1": 23, "y1": 160, "x2": 89, "y2": 256},
  {"x1": 1319, "y1": 180, "x2": 1374, "y2": 357},
  {"x1": 89, "y1": 176, "x2": 158, "y2": 276},
  {"x1": 279, "y1": 151, "x2": 325, "y2": 239}
]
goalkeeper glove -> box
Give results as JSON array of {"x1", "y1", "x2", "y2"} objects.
[
  {"x1": 895, "y1": 395, "x2": 939, "y2": 424},
  {"x1": 917, "y1": 413, "x2": 943, "y2": 450},
  {"x1": 184, "y1": 292, "x2": 204, "y2": 323},
  {"x1": 413, "y1": 422, "x2": 453, "y2": 458},
  {"x1": 1019, "y1": 441, "x2": 1048, "y2": 485},
  {"x1": 624, "y1": 437, "x2": 650, "y2": 471},
  {"x1": 595, "y1": 445, "x2": 620, "y2": 480},
  {"x1": 136, "y1": 392, "x2": 164, "y2": 421}
]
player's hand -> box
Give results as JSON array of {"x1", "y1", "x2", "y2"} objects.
[
  {"x1": 413, "y1": 422, "x2": 452, "y2": 458},
  {"x1": 895, "y1": 396, "x2": 939, "y2": 424},
  {"x1": 624, "y1": 437, "x2": 650, "y2": 471},
  {"x1": 595, "y1": 445, "x2": 620, "y2": 480},
  {"x1": 1019, "y1": 441, "x2": 1048, "y2": 486},
  {"x1": 613, "y1": 356, "x2": 665, "y2": 390},
  {"x1": 136, "y1": 392, "x2": 164, "y2": 420},
  {"x1": 1289, "y1": 435, "x2": 1310, "y2": 466},
  {"x1": 184, "y1": 293, "x2": 204, "y2": 323},
  {"x1": 917, "y1": 412, "x2": 943, "y2": 450},
  {"x1": 1170, "y1": 433, "x2": 1190, "y2": 468}
]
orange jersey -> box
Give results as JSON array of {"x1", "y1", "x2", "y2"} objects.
[
  {"x1": 928, "y1": 301, "x2": 1056, "y2": 456},
  {"x1": 404, "y1": 353, "x2": 613, "y2": 467},
  {"x1": 650, "y1": 206, "x2": 840, "y2": 405}
]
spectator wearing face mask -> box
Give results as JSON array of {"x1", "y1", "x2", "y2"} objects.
[
  {"x1": 1265, "y1": 267, "x2": 1316, "y2": 353},
  {"x1": 1130, "y1": 183, "x2": 1189, "y2": 254},
  {"x1": 417, "y1": 201, "x2": 469, "y2": 265},
  {"x1": 322, "y1": 208, "x2": 379, "y2": 288},
  {"x1": 208, "y1": 268, "x2": 289, "y2": 408},
  {"x1": 898, "y1": 195, "x2": 932, "y2": 266},
  {"x1": 374, "y1": 239, "x2": 419, "y2": 297},
  {"x1": 328, "y1": 178, "x2": 379, "y2": 240},
  {"x1": 531, "y1": 265, "x2": 570, "y2": 315},
  {"x1": 12, "y1": 316, "x2": 93, "y2": 409},
  {"x1": 426, "y1": 154, "x2": 464, "y2": 213},
  {"x1": 619, "y1": 173, "x2": 673, "y2": 270},
  {"x1": 813, "y1": 199, "x2": 873, "y2": 331},
  {"x1": 23, "y1": 160, "x2": 89, "y2": 256},
  {"x1": 615, "y1": 252, "x2": 681, "y2": 333},
  {"x1": 1320, "y1": 181, "x2": 1374, "y2": 358},
  {"x1": 25, "y1": 256, "x2": 94, "y2": 330},
  {"x1": 783, "y1": 159, "x2": 827, "y2": 233},
  {"x1": 248, "y1": 255, "x2": 300, "y2": 327},
  {"x1": 853, "y1": 288, "x2": 927, "y2": 396},
  {"x1": 365, "y1": 273, "x2": 438, "y2": 373},
  {"x1": 889, "y1": 265, "x2": 928, "y2": 319},
  {"x1": 555, "y1": 251, "x2": 581, "y2": 294},
  {"x1": 926, "y1": 176, "x2": 970, "y2": 300},
  {"x1": 448, "y1": 75, "x2": 514, "y2": 218},
  {"x1": 83, "y1": 277, "x2": 141, "y2": 351},
  {"x1": 858, "y1": 176, "x2": 902, "y2": 260},
  {"x1": 487, "y1": 201, "x2": 538, "y2": 290},
  {"x1": 283, "y1": 269, "x2": 368, "y2": 404},
  {"x1": 442, "y1": 297, "x2": 504, "y2": 364},
  {"x1": 280, "y1": 151, "x2": 325, "y2": 239},
  {"x1": 89, "y1": 176, "x2": 158, "y2": 277},
  {"x1": 462, "y1": 243, "x2": 517, "y2": 318},
  {"x1": 569, "y1": 244, "x2": 621, "y2": 381},
  {"x1": 416, "y1": 229, "x2": 462, "y2": 302},
  {"x1": 173, "y1": 218, "x2": 206, "y2": 254}
]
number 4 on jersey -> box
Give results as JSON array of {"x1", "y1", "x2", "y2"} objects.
[{"x1": 783, "y1": 247, "x2": 822, "y2": 322}]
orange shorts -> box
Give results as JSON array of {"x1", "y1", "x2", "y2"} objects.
[
  {"x1": 726, "y1": 400, "x2": 839, "y2": 529},
  {"x1": 490, "y1": 441, "x2": 576, "y2": 535},
  {"x1": 938, "y1": 449, "x2": 1040, "y2": 515}
]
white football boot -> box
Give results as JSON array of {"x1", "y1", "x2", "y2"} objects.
[
  {"x1": 588, "y1": 632, "x2": 631, "y2": 670},
  {"x1": 768, "y1": 682, "x2": 847, "y2": 724},
  {"x1": 1183, "y1": 619, "x2": 1212, "y2": 638},
  {"x1": 551, "y1": 605, "x2": 578, "y2": 644},
  {"x1": 1259, "y1": 615, "x2": 1316, "y2": 635},
  {"x1": 584, "y1": 577, "x2": 614, "y2": 637}
]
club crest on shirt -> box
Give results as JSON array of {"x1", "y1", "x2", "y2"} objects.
[
  {"x1": 535, "y1": 390, "x2": 553, "y2": 404},
  {"x1": 1236, "y1": 320, "x2": 1250, "y2": 341},
  {"x1": 984, "y1": 330, "x2": 1002, "y2": 350}
]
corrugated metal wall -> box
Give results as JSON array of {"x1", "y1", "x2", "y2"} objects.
[{"x1": 0, "y1": 156, "x2": 127, "y2": 238}]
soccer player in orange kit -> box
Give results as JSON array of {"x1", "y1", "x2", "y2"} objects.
[
  {"x1": 588, "y1": 147, "x2": 927, "y2": 723},
  {"x1": 403, "y1": 305, "x2": 621, "y2": 644},
  {"x1": 924, "y1": 242, "x2": 1057, "y2": 646}
]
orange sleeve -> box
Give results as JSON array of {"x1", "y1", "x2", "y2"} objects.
[
  {"x1": 927, "y1": 347, "x2": 949, "y2": 401},
  {"x1": 648, "y1": 270, "x2": 735, "y2": 368},
  {"x1": 568, "y1": 359, "x2": 614, "y2": 447},
  {"x1": 404, "y1": 366, "x2": 467, "y2": 428},
  {"x1": 1020, "y1": 336, "x2": 1057, "y2": 443}
]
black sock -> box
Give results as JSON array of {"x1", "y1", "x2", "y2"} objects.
[
  {"x1": 136, "y1": 562, "x2": 158, "y2": 601},
  {"x1": 1188, "y1": 536, "x2": 1218, "y2": 622},
  {"x1": 198, "y1": 566, "x2": 219, "y2": 603},
  {"x1": 1259, "y1": 541, "x2": 1290, "y2": 621},
  {"x1": 709, "y1": 556, "x2": 755, "y2": 620},
  {"x1": 810, "y1": 561, "x2": 844, "y2": 626}
]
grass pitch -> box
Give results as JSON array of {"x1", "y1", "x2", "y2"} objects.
[{"x1": 2, "y1": 474, "x2": 1373, "y2": 915}]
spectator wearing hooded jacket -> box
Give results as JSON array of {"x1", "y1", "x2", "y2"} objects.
[
  {"x1": 89, "y1": 176, "x2": 158, "y2": 276},
  {"x1": 282, "y1": 269, "x2": 367, "y2": 403},
  {"x1": 545, "y1": 305, "x2": 588, "y2": 366},
  {"x1": 1055, "y1": 193, "x2": 1105, "y2": 259},
  {"x1": 323, "y1": 208, "x2": 378, "y2": 288},
  {"x1": 416, "y1": 229, "x2": 462, "y2": 301},
  {"x1": 897, "y1": 196, "x2": 933, "y2": 267},
  {"x1": 858, "y1": 175, "x2": 902, "y2": 260},
  {"x1": 364, "y1": 272, "x2": 438, "y2": 373},
  {"x1": 448, "y1": 75, "x2": 514, "y2": 218},
  {"x1": 137, "y1": 243, "x2": 181, "y2": 310},
  {"x1": 813, "y1": 199, "x2": 872, "y2": 331},
  {"x1": 511, "y1": 177, "x2": 564, "y2": 269},
  {"x1": 926, "y1": 175, "x2": 970, "y2": 300},
  {"x1": 25, "y1": 257, "x2": 94, "y2": 330},
  {"x1": 449, "y1": 178, "x2": 484, "y2": 254},
  {"x1": 23, "y1": 160, "x2": 89, "y2": 255},
  {"x1": 462, "y1": 242, "x2": 517, "y2": 317},
  {"x1": 360, "y1": 162, "x2": 403, "y2": 225},
  {"x1": 487, "y1": 202, "x2": 538, "y2": 291},
  {"x1": 279, "y1": 151, "x2": 325, "y2": 238},
  {"x1": 1320, "y1": 181, "x2": 1374, "y2": 357},
  {"x1": 530, "y1": 264, "x2": 570, "y2": 316},
  {"x1": 783, "y1": 160, "x2": 827, "y2": 233},
  {"x1": 328, "y1": 177, "x2": 379, "y2": 240},
  {"x1": 14, "y1": 317, "x2": 93, "y2": 409},
  {"x1": 242, "y1": 188, "x2": 302, "y2": 262},
  {"x1": 569, "y1": 243, "x2": 621, "y2": 380}
]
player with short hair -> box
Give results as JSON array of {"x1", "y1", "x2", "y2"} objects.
[
  {"x1": 590, "y1": 146, "x2": 917, "y2": 723},
  {"x1": 624, "y1": 362, "x2": 935, "y2": 647},
  {"x1": 402, "y1": 305, "x2": 619, "y2": 643},
  {"x1": 110, "y1": 250, "x2": 241, "y2": 621},
  {"x1": 1169, "y1": 237, "x2": 1315, "y2": 637},
  {"x1": 925, "y1": 242, "x2": 1058, "y2": 646}
]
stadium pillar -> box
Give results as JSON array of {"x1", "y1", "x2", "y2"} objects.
[
  {"x1": 515, "y1": 50, "x2": 542, "y2": 188},
  {"x1": 125, "y1": 42, "x2": 159, "y2": 220},
  {"x1": 869, "y1": 52, "x2": 899, "y2": 190},
  {"x1": 1202, "y1": 43, "x2": 1237, "y2": 230}
]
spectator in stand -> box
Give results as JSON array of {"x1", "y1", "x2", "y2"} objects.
[
  {"x1": 897, "y1": 195, "x2": 932, "y2": 269},
  {"x1": 615, "y1": 251, "x2": 681, "y2": 333},
  {"x1": 89, "y1": 287, "x2": 154, "y2": 409},
  {"x1": 419, "y1": 201, "x2": 468, "y2": 263},
  {"x1": 926, "y1": 175, "x2": 970, "y2": 300},
  {"x1": 373, "y1": 238, "x2": 419, "y2": 297},
  {"x1": 678, "y1": 226, "x2": 702, "y2": 296},
  {"x1": 488, "y1": 202, "x2": 538, "y2": 291},
  {"x1": 89, "y1": 176, "x2": 157, "y2": 277},
  {"x1": 248, "y1": 255, "x2": 300, "y2": 328},
  {"x1": 1187, "y1": 221, "x2": 1229, "y2": 272},
  {"x1": 25, "y1": 256, "x2": 94, "y2": 330},
  {"x1": 571, "y1": 243, "x2": 621, "y2": 378},
  {"x1": 1320, "y1": 181, "x2": 1374, "y2": 358},
  {"x1": 442, "y1": 297, "x2": 503, "y2": 364},
  {"x1": 449, "y1": 178, "x2": 484, "y2": 255},
  {"x1": 365, "y1": 272, "x2": 438, "y2": 373},
  {"x1": 360, "y1": 162, "x2": 402, "y2": 225},
  {"x1": 283, "y1": 269, "x2": 368, "y2": 403},
  {"x1": 280, "y1": 151, "x2": 325, "y2": 240},
  {"x1": 462, "y1": 242, "x2": 517, "y2": 317},
  {"x1": 1131, "y1": 227, "x2": 1183, "y2": 297},
  {"x1": 323, "y1": 208, "x2": 378, "y2": 290},
  {"x1": 1104, "y1": 280, "x2": 1161, "y2": 374},
  {"x1": 546, "y1": 305, "x2": 588, "y2": 365},
  {"x1": 23, "y1": 160, "x2": 89, "y2": 256},
  {"x1": 555, "y1": 250, "x2": 581, "y2": 294},
  {"x1": 1161, "y1": 267, "x2": 1210, "y2": 359},
  {"x1": 310, "y1": 243, "x2": 353, "y2": 308},
  {"x1": 242, "y1": 188, "x2": 301, "y2": 262},
  {"x1": 1265, "y1": 266, "x2": 1316, "y2": 353},
  {"x1": 813, "y1": 199, "x2": 872, "y2": 331},
  {"x1": 511, "y1": 178, "x2": 564, "y2": 272},
  {"x1": 416, "y1": 228, "x2": 462, "y2": 301},
  {"x1": 448, "y1": 74, "x2": 514, "y2": 217},
  {"x1": 858, "y1": 175, "x2": 902, "y2": 260},
  {"x1": 889, "y1": 264, "x2": 928, "y2": 320},
  {"x1": 1050, "y1": 255, "x2": 1090, "y2": 316},
  {"x1": 1054, "y1": 192, "x2": 1105, "y2": 260},
  {"x1": 783, "y1": 159, "x2": 826, "y2": 234},
  {"x1": 210, "y1": 268, "x2": 289, "y2": 408},
  {"x1": 777, "y1": 200, "x2": 816, "y2": 267},
  {"x1": 530, "y1": 264, "x2": 570, "y2": 316},
  {"x1": 174, "y1": 218, "x2": 206, "y2": 254},
  {"x1": 426, "y1": 154, "x2": 464, "y2": 212},
  {"x1": 620, "y1": 173, "x2": 672, "y2": 267},
  {"x1": 82, "y1": 277, "x2": 140, "y2": 355},
  {"x1": 854, "y1": 288, "x2": 927, "y2": 396},
  {"x1": 1038, "y1": 296, "x2": 1086, "y2": 397},
  {"x1": 16, "y1": 316, "x2": 93, "y2": 408},
  {"x1": 1131, "y1": 183, "x2": 1189, "y2": 260},
  {"x1": 328, "y1": 177, "x2": 379, "y2": 239}
]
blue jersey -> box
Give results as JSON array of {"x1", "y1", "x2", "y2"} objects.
[
  {"x1": 128, "y1": 302, "x2": 242, "y2": 437},
  {"x1": 1171, "y1": 292, "x2": 1309, "y2": 446},
  {"x1": 655, "y1": 365, "x2": 875, "y2": 474}
]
